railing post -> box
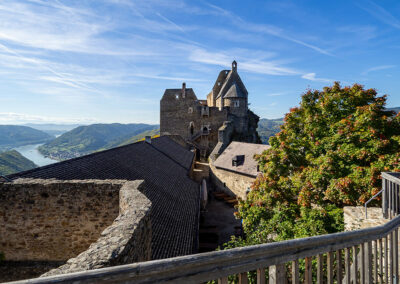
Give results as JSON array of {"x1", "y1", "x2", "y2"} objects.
[
  {"x1": 384, "y1": 178, "x2": 388, "y2": 218},
  {"x1": 269, "y1": 264, "x2": 287, "y2": 284},
  {"x1": 257, "y1": 268, "x2": 266, "y2": 284},
  {"x1": 365, "y1": 241, "x2": 373, "y2": 284}
]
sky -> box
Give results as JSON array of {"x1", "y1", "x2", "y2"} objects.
[{"x1": 0, "y1": 0, "x2": 400, "y2": 125}]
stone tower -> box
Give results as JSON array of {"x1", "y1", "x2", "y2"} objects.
[{"x1": 160, "y1": 61, "x2": 260, "y2": 158}]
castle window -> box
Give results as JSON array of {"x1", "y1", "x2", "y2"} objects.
[
  {"x1": 176, "y1": 94, "x2": 179, "y2": 99},
  {"x1": 188, "y1": 107, "x2": 193, "y2": 114},
  {"x1": 189, "y1": 122, "x2": 194, "y2": 135},
  {"x1": 234, "y1": 101, "x2": 240, "y2": 107}
]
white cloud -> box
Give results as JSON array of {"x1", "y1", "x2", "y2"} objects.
[
  {"x1": 189, "y1": 48, "x2": 300, "y2": 76},
  {"x1": 301, "y1": 73, "x2": 333, "y2": 83},
  {"x1": 0, "y1": 112, "x2": 97, "y2": 125},
  {"x1": 362, "y1": 65, "x2": 396, "y2": 75}
]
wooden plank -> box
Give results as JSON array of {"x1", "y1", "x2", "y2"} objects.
[
  {"x1": 305, "y1": 257, "x2": 312, "y2": 284},
  {"x1": 383, "y1": 178, "x2": 388, "y2": 218},
  {"x1": 390, "y1": 233, "x2": 394, "y2": 284},
  {"x1": 239, "y1": 272, "x2": 248, "y2": 284},
  {"x1": 328, "y1": 251, "x2": 334, "y2": 284},
  {"x1": 374, "y1": 240, "x2": 378, "y2": 283},
  {"x1": 365, "y1": 241, "x2": 372, "y2": 284},
  {"x1": 352, "y1": 245, "x2": 358, "y2": 284},
  {"x1": 385, "y1": 236, "x2": 389, "y2": 284},
  {"x1": 269, "y1": 264, "x2": 286, "y2": 284},
  {"x1": 218, "y1": 277, "x2": 228, "y2": 284},
  {"x1": 337, "y1": 249, "x2": 343, "y2": 284},
  {"x1": 345, "y1": 247, "x2": 351, "y2": 284},
  {"x1": 317, "y1": 254, "x2": 323, "y2": 284},
  {"x1": 361, "y1": 243, "x2": 365, "y2": 284},
  {"x1": 291, "y1": 260, "x2": 299, "y2": 284},
  {"x1": 257, "y1": 268, "x2": 266, "y2": 284},
  {"x1": 392, "y1": 228, "x2": 399, "y2": 281}
]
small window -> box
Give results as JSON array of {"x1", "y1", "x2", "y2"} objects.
[
  {"x1": 234, "y1": 101, "x2": 240, "y2": 107},
  {"x1": 188, "y1": 107, "x2": 193, "y2": 113},
  {"x1": 176, "y1": 94, "x2": 179, "y2": 99},
  {"x1": 217, "y1": 82, "x2": 221, "y2": 86}
]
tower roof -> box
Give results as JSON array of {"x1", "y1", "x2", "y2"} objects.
[{"x1": 216, "y1": 61, "x2": 248, "y2": 100}]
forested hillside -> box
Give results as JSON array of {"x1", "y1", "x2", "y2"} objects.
[
  {"x1": 0, "y1": 125, "x2": 53, "y2": 151},
  {"x1": 257, "y1": 118, "x2": 283, "y2": 144},
  {"x1": 38, "y1": 123, "x2": 159, "y2": 160},
  {"x1": 0, "y1": 150, "x2": 37, "y2": 176}
]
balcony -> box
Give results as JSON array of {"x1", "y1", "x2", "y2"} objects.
[{"x1": 15, "y1": 172, "x2": 400, "y2": 284}]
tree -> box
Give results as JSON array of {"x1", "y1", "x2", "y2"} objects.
[{"x1": 229, "y1": 82, "x2": 400, "y2": 246}]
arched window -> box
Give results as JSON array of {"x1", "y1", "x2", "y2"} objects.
[{"x1": 189, "y1": 122, "x2": 194, "y2": 135}]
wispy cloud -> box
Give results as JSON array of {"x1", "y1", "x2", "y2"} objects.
[
  {"x1": 359, "y1": 0, "x2": 400, "y2": 29},
  {"x1": 301, "y1": 73, "x2": 333, "y2": 83},
  {"x1": 362, "y1": 65, "x2": 396, "y2": 75},
  {"x1": 0, "y1": 112, "x2": 97, "y2": 125},
  {"x1": 205, "y1": 3, "x2": 333, "y2": 56},
  {"x1": 189, "y1": 48, "x2": 300, "y2": 76}
]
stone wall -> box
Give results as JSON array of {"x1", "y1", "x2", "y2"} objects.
[
  {"x1": 209, "y1": 163, "x2": 255, "y2": 200},
  {"x1": 0, "y1": 179, "x2": 121, "y2": 261},
  {"x1": 0, "y1": 179, "x2": 152, "y2": 280},
  {"x1": 42, "y1": 180, "x2": 151, "y2": 276}
]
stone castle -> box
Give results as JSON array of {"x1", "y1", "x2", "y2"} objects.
[{"x1": 160, "y1": 61, "x2": 260, "y2": 158}]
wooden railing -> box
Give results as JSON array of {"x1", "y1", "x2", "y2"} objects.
[
  {"x1": 382, "y1": 172, "x2": 400, "y2": 219},
  {"x1": 12, "y1": 216, "x2": 400, "y2": 284},
  {"x1": 11, "y1": 173, "x2": 400, "y2": 284}
]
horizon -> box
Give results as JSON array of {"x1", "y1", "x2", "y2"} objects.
[{"x1": 1, "y1": 0, "x2": 400, "y2": 125}]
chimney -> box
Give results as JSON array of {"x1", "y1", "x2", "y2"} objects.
[
  {"x1": 182, "y1": 82, "x2": 186, "y2": 98},
  {"x1": 232, "y1": 60, "x2": 237, "y2": 72},
  {"x1": 145, "y1": 136, "x2": 151, "y2": 144}
]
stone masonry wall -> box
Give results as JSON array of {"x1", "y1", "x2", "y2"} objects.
[
  {"x1": 42, "y1": 180, "x2": 151, "y2": 276},
  {"x1": 209, "y1": 163, "x2": 255, "y2": 200},
  {"x1": 0, "y1": 179, "x2": 121, "y2": 261}
]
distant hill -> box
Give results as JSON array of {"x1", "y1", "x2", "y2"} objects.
[
  {"x1": 257, "y1": 118, "x2": 284, "y2": 144},
  {"x1": 0, "y1": 125, "x2": 54, "y2": 151},
  {"x1": 0, "y1": 150, "x2": 37, "y2": 176},
  {"x1": 387, "y1": 107, "x2": 400, "y2": 114},
  {"x1": 38, "y1": 123, "x2": 159, "y2": 160},
  {"x1": 24, "y1": 123, "x2": 83, "y2": 136}
]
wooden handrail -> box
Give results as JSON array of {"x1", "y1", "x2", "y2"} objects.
[{"x1": 11, "y1": 214, "x2": 400, "y2": 284}]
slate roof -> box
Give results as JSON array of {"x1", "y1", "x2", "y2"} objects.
[
  {"x1": 213, "y1": 141, "x2": 270, "y2": 177},
  {"x1": 224, "y1": 83, "x2": 247, "y2": 98},
  {"x1": 216, "y1": 69, "x2": 248, "y2": 99},
  {"x1": 8, "y1": 136, "x2": 199, "y2": 260}
]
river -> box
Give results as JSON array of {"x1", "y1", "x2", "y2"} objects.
[{"x1": 13, "y1": 143, "x2": 58, "y2": 167}]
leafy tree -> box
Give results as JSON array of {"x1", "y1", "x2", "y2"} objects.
[{"x1": 229, "y1": 82, "x2": 400, "y2": 246}]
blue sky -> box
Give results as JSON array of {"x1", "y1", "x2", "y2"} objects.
[{"x1": 0, "y1": 0, "x2": 400, "y2": 125}]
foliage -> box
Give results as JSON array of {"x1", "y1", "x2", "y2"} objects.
[
  {"x1": 0, "y1": 150, "x2": 37, "y2": 176},
  {"x1": 257, "y1": 118, "x2": 283, "y2": 144},
  {"x1": 228, "y1": 82, "x2": 400, "y2": 248},
  {"x1": 0, "y1": 125, "x2": 53, "y2": 150}
]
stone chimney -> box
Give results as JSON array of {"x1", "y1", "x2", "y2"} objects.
[
  {"x1": 182, "y1": 82, "x2": 186, "y2": 98},
  {"x1": 145, "y1": 136, "x2": 151, "y2": 144},
  {"x1": 232, "y1": 60, "x2": 237, "y2": 72}
]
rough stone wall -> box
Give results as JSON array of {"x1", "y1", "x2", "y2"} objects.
[
  {"x1": 42, "y1": 180, "x2": 151, "y2": 276},
  {"x1": 209, "y1": 163, "x2": 255, "y2": 200},
  {"x1": 0, "y1": 179, "x2": 121, "y2": 261}
]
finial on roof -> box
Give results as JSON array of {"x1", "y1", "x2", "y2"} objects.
[
  {"x1": 182, "y1": 82, "x2": 186, "y2": 98},
  {"x1": 232, "y1": 60, "x2": 237, "y2": 72}
]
